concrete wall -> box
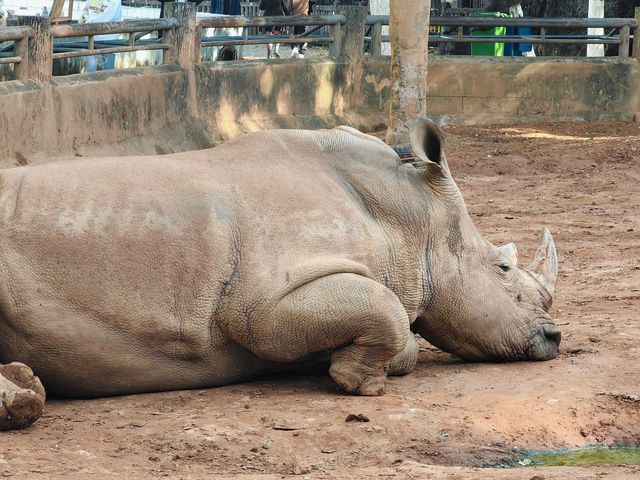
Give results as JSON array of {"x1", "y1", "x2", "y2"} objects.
[
  {"x1": 362, "y1": 56, "x2": 640, "y2": 126},
  {"x1": 0, "y1": 55, "x2": 638, "y2": 167},
  {"x1": 0, "y1": 59, "x2": 359, "y2": 167}
]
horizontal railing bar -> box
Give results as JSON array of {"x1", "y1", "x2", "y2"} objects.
[
  {"x1": 366, "y1": 15, "x2": 638, "y2": 29},
  {"x1": 52, "y1": 43, "x2": 171, "y2": 59},
  {"x1": 0, "y1": 26, "x2": 34, "y2": 42},
  {"x1": 426, "y1": 36, "x2": 622, "y2": 44},
  {"x1": 0, "y1": 56, "x2": 21, "y2": 65},
  {"x1": 53, "y1": 38, "x2": 162, "y2": 49},
  {"x1": 197, "y1": 14, "x2": 346, "y2": 29},
  {"x1": 51, "y1": 19, "x2": 177, "y2": 38},
  {"x1": 371, "y1": 34, "x2": 623, "y2": 45},
  {"x1": 202, "y1": 35, "x2": 333, "y2": 47}
]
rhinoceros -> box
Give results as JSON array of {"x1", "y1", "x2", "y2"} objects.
[{"x1": 0, "y1": 119, "x2": 559, "y2": 430}]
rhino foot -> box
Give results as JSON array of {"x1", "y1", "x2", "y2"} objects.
[
  {"x1": 329, "y1": 348, "x2": 387, "y2": 396},
  {"x1": 388, "y1": 334, "x2": 419, "y2": 376},
  {"x1": 0, "y1": 362, "x2": 46, "y2": 431}
]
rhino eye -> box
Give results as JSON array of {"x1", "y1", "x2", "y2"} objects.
[{"x1": 499, "y1": 264, "x2": 511, "y2": 272}]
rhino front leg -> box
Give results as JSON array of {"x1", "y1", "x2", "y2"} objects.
[
  {"x1": 0, "y1": 362, "x2": 46, "y2": 431},
  {"x1": 388, "y1": 333, "x2": 419, "y2": 376},
  {"x1": 232, "y1": 273, "x2": 410, "y2": 396}
]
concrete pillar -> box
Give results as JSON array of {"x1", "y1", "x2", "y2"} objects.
[
  {"x1": 17, "y1": 16, "x2": 52, "y2": 84},
  {"x1": 335, "y1": 6, "x2": 368, "y2": 107},
  {"x1": 386, "y1": 0, "x2": 431, "y2": 145},
  {"x1": 587, "y1": 0, "x2": 604, "y2": 57},
  {"x1": 369, "y1": 0, "x2": 390, "y2": 56},
  {"x1": 165, "y1": 2, "x2": 197, "y2": 69}
]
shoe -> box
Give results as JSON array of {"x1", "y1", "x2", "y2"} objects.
[{"x1": 290, "y1": 47, "x2": 299, "y2": 58}]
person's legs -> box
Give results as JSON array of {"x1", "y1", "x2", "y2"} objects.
[
  {"x1": 104, "y1": 54, "x2": 116, "y2": 70},
  {"x1": 294, "y1": 25, "x2": 306, "y2": 57},
  {"x1": 85, "y1": 55, "x2": 97, "y2": 72}
]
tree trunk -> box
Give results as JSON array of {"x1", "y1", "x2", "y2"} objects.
[{"x1": 386, "y1": 0, "x2": 432, "y2": 145}]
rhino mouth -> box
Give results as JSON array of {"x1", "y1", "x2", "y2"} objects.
[{"x1": 524, "y1": 321, "x2": 561, "y2": 361}]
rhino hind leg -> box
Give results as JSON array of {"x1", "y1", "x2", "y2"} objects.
[
  {"x1": 231, "y1": 273, "x2": 410, "y2": 396},
  {"x1": 0, "y1": 362, "x2": 46, "y2": 431},
  {"x1": 388, "y1": 333, "x2": 419, "y2": 376}
]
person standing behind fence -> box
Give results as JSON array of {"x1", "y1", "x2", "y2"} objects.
[
  {"x1": 82, "y1": 0, "x2": 122, "y2": 72},
  {"x1": 289, "y1": 0, "x2": 309, "y2": 58},
  {"x1": 209, "y1": 0, "x2": 224, "y2": 14},
  {"x1": 260, "y1": 0, "x2": 290, "y2": 59}
]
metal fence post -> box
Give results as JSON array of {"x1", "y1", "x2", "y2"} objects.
[
  {"x1": 165, "y1": 2, "x2": 197, "y2": 69},
  {"x1": 619, "y1": 25, "x2": 630, "y2": 58},
  {"x1": 633, "y1": 8, "x2": 640, "y2": 61},
  {"x1": 17, "y1": 16, "x2": 52, "y2": 83}
]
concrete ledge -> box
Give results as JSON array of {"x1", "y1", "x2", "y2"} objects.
[
  {"x1": 0, "y1": 55, "x2": 638, "y2": 165},
  {"x1": 363, "y1": 56, "x2": 640, "y2": 126}
]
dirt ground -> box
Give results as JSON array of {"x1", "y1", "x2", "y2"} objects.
[{"x1": 2, "y1": 121, "x2": 639, "y2": 479}]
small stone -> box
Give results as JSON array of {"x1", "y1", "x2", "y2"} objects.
[{"x1": 321, "y1": 448, "x2": 335, "y2": 454}]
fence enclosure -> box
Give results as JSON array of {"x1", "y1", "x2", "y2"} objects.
[{"x1": 0, "y1": 6, "x2": 639, "y2": 83}]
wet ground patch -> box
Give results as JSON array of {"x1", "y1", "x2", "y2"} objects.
[{"x1": 506, "y1": 446, "x2": 640, "y2": 467}]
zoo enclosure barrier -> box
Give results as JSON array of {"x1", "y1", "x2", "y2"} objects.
[
  {"x1": 0, "y1": 26, "x2": 30, "y2": 80},
  {"x1": 2, "y1": 5, "x2": 639, "y2": 84},
  {"x1": 50, "y1": 18, "x2": 177, "y2": 63},
  {"x1": 196, "y1": 14, "x2": 346, "y2": 62},
  {"x1": 366, "y1": 14, "x2": 640, "y2": 59},
  {"x1": 0, "y1": 5, "x2": 359, "y2": 82}
]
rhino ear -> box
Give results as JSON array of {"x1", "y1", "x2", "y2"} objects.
[{"x1": 409, "y1": 118, "x2": 450, "y2": 177}]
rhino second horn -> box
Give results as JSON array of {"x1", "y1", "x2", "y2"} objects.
[
  {"x1": 499, "y1": 242, "x2": 518, "y2": 267},
  {"x1": 527, "y1": 228, "x2": 558, "y2": 298}
]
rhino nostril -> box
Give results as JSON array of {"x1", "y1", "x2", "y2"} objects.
[{"x1": 542, "y1": 324, "x2": 561, "y2": 346}]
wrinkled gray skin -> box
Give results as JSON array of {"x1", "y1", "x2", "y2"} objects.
[{"x1": 0, "y1": 119, "x2": 559, "y2": 430}]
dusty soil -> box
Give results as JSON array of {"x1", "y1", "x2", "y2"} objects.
[{"x1": 2, "y1": 121, "x2": 640, "y2": 479}]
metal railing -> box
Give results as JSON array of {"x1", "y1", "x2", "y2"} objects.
[
  {"x1": 50, "y1": 18, "x2": 177, "y2": 63},
  {"x1": 0, "y1": 26, "x2": 32, "y2": 80},
  {"x1": 366, "y1": 15, "x2": 639, "y2": 58},
  {"x1": 196, "y1": 14, "x2": 346, "y2": 60}
]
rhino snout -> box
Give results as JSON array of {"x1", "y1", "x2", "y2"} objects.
[{"x1": 526, "y1": 322, "x2": 561, "y2": 361}]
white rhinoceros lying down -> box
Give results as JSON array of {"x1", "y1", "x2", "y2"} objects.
[{"x1": 0, "y1": 119, "x2": 560, "y2": 430}]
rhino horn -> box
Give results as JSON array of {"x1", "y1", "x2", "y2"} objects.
[
  {"x1": 499, "y1": 242, "x2": 518, "y2": 267},
  {"x1": 527, "y1": 228, "x2": 558, "y2": 298}
]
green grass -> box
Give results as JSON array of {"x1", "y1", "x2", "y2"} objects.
[{"x1": 524, "y1": 447, "x2": 640, "y2": 466}]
